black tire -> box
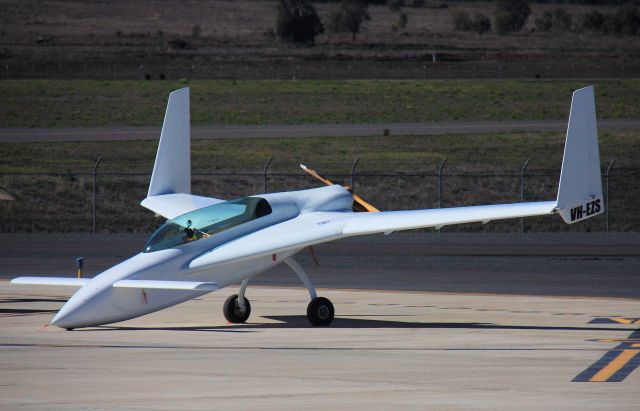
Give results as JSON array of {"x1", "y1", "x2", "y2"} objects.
[
  {"x1": 307, "y1": 297, "x2": 334, "y2": 326},
  {"x1": 223, "y1": 294, "x2": 251, "y2": 323}
]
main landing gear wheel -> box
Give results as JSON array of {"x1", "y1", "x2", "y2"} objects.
[
  {"x1": 307, "y1": 297, "x2": 334, "y2": 326},
  {"x1": 223, "y1": 294, "x2": 251, "y2": 323}
]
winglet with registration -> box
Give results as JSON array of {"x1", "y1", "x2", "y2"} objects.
[{"x1": 556, "y1": 86, "x2": 603, "y2": 224}]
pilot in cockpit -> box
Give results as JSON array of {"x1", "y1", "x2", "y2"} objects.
[{"x1": 183, "y1": 220, "x2": 197, "y2": 241}]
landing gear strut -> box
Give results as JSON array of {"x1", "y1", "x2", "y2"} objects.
[
  {"x1": 224, "y1": 258, "x2": 334, "y2": 326},
  {"x1": 284, "y1": 257, "x2": 334, "y2": 326}
]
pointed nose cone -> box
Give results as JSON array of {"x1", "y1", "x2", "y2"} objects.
[
  {"x1": 50, "y1": 311, "x2": 70, "y2": 329},
  {"x1": 50, "y1": 299, "x2": 82, "y2": 329},
  {"x1": 49, "y1": 283, "x2": 114, "y2": 329},
  {"x1": 49, "y1": 250, "x2": 188, "y2": 329}
]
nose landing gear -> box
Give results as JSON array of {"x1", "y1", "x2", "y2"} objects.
[
  {"x1": 223, "y1": 278, "x2": 251, "y2": 323},
  {"x1": 223, "y1": 294, "x2": 251, "y2": 323}
]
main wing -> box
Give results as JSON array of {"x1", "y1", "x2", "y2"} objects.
[
  {"x1": 192, "y1": 86, "x2": 602, "y2": 268},
  {"x1": 343, "y1": 201, "x2": 557, "y2": 235},
  {"x1": 190, "y1": 202, "x2": 556, "y2": 267}
]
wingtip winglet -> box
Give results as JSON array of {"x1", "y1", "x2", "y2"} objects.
[
  {"x1": 556, "y1": 85, "x2": 603, "y2": 224},
  {"x1": 147, "y1": 87, "x2": 191, "y2": 198}
]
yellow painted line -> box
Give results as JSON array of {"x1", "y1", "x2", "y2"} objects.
[
  {"x1": 590, "y1": 350, "x2": 640, "y2": 382},
  {"x1": 609, "y1": 317, "x2": 633, "y2": 324}
]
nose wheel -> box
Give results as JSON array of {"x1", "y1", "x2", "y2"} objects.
[{"x1": 223, "y1": 294, "x2": 251, "y2": 323}]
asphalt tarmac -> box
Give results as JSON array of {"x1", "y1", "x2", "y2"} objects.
[
  {"x1": 2, "y1": 119, "x2": 640, "y2": 142},
  {"x1": 2, "y1": 233, "x2": 639, "y2": 409},
  {"x1": 1, "y1": 285, "x2": 639, "y2": 409}
]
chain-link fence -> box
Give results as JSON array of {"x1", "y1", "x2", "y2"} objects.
[{"x1": 0, "y1": 158, "x2": 636, "y2": 233}]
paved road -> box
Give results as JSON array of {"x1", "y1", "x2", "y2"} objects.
[
  {"x1": 2, "y1": 233, "x2": 639, "y2": 298},
  {"x1": 1, "y1": 119, "x2": 639, "y2": 142}
]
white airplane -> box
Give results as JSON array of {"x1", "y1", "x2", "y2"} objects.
[{"x1": 12, "y1": 86, "x2": 604, "y2": 330}]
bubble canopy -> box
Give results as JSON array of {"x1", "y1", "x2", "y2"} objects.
[{"x1": 144, "y1": 197, "x2": 272, "y2": 253}]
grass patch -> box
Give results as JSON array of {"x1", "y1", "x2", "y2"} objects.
[
  {"x1": 0, "y1": 130, "x2": 638, "y2": 174},
  {"x1": 1, "y1": 79, "x2": 638, "y2": 128},
  {"x1": 1, "y1": 130, "x2": 638, "y2": 233}
]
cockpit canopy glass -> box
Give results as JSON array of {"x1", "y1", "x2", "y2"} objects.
[{"x1": 144, "y1": 197, "x2": 272, "y2": 253}]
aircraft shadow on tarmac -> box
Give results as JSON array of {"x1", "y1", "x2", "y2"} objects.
[
  {"x1": 0, "y1": 308, "x2": 60, "y2": 316},
  {"x1": 0, "y1": 297, "x2": 69, "y2": 304},
  {"x1": 0, "y1": 297, "x2": 69, "y2": 316},
  {"x1": 91, "y1": 315, "x2": 637, "y2": 333}
]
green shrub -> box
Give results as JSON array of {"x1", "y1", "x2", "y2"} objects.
[
  {"x1": 453, "y1": 11, "x2": 473, "y2": 31},
  {"x1": 613, "y1": 3, "x2": 640, "y2": 35},
  {"x1": 535, "y1": 11, "x2": 553, "y2": 31},
  {"x1": 582, "y1": 10, "x2": 605, "y2": 31},
  {"x1": 553, "y1": 8, "x2": 572, "y2": 31},
  {"x1": 191, "y1": 25, "x2": 202, "y2": 39},
  {"x1": 495, "y1": 0, "x2": 531, "y2": 35},
  {"x1": 472, "y1": 13, "x2": 492, "y2": 34},
  {"x1": 398, "y1": 11, "x2": 409, "y2": 30},
  {"x1": 326, "y1": 1, "x2": 371, "y2": 41},
  {"x1": 581, "y1": 5, "x2": 639, "y2": 36},
  {"x1": 453, "y1": 11, "x2": 491, "y2": 35},
  {"x1": 276, "y1": 0, "x2": 324, "y2": 45},
  {"x1": 388, "y1": 0, "x2": 404, "y2": 12}
]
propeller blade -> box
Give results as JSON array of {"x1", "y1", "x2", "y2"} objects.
[
  {"x1": 299, "y1": 164, "x2": 379, "y2": 213},
  {"x1": 300, "y1": 164, "x2": 334, "y2": 186},
  {"x1": 353, "y1": 193, "x2": 379, "y2": 213}
]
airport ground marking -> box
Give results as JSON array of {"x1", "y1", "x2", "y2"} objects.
[
  {"x1": 590, "y1": 349, "x2": 640, "y2": 382},
  {"x1": 573, "y1": 328, "x2": 640, "y2": 382},
  {"x1": 589, "y1": 317, "x2": 640, "y2": 325}
]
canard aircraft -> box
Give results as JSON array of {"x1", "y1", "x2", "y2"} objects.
[{"x1": 12, "y1": 86, "x2": 604, "y2": 330}]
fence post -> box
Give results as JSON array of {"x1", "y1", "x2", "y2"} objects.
[
  {"x1": 92, "y1": 156, "x2": 102, "y2": 234},
  {"x1": 351, "y1": 156, "x2": 360, "y2": 189},
  {"x1": 520, "y1": 158, "x2": 530, "y2": 233},
  {"x1": 437, "y1": 157, "x2": 447, "y2": 209},
  {"x1": 605, "y1": 159, "x2": 616, "y2": 233},
  {"x1": 263, "y1": 157, "x2": 272, "y2": 194}
]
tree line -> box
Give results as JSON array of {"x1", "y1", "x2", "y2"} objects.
[
  {"x1": 453, "y1": 0, "x2": 639, "y2": 35},
  {"x1": 276, "y1": 0, "x2": 639, "y2": 45},
  {"x1": 277, "y1": 0, "x2": 373, "y2": 44}
]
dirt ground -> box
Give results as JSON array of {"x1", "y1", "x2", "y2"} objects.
[{"x1": 1, "y1": 0, "x2": 638, "y2": 79}]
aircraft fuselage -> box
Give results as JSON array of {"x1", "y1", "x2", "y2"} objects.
[{"x1": 50, "y1": 185, "x2": 353, "y2": 329}]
